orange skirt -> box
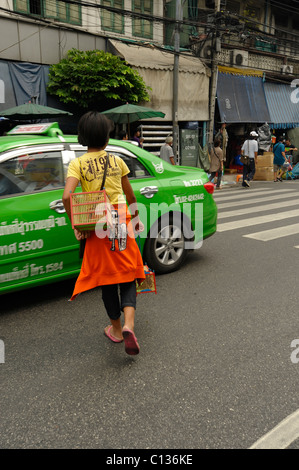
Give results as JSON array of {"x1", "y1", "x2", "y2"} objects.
[{"x1": 70, "y1": 205, "x2": 145, "y2": 300}]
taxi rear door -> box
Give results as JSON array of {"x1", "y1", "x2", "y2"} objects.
[{"x1": 0, "y1": 145, "x2": 80, "y2": 294}]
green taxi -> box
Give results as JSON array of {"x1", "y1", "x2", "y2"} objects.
[{"x1": 0, "y1": 122, "x2": 217, "y2": 295}]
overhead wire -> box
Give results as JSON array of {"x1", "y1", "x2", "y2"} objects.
[
  {"x1": 0, "y1": 1, "x2": 298, "y2": 66},
  {"x1": 268, "y1": 0, "x2": 299, "y2": 15}
]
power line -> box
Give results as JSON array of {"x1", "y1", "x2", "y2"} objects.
[
  {"x1": 3, "y1": 1, "x2": 299, "y2": 42},
  {"x1": 1, "y1": 2, "x2": 299, "y2": 61},
  {"x1": 269, "y1": 0, "x2": 299, "y2": 15}
]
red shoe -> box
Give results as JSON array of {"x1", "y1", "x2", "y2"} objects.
[{"x1": 122, "y1": 328, "x2": 140, "y2": 355}]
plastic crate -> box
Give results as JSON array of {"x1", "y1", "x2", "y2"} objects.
[
  {"x1": 70, "y1": 190, "x2": 112, "y2": 231},
  {"x1": 136, "y1": 265, "x2": 157, "y2": 295}
]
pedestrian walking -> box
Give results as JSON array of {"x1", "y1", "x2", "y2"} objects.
[
  {"x1": 215, "y1": 122, "x2": 228, "y2": 163},
  {"x1": 62, "y1": 111, "x2": 145, "y2": 355},
  {"x1": 241, "y1": 131, "x2": 258, "y2": 187},
  {"x1": 209, "y1": 138, "x2": 223, "y2": 189},
  {"x1": 273, "y1": 136, "x2": 287, "y2": 182},
  {"x1": 160, "y1": 135, "x2": 175, "y2": 165}
]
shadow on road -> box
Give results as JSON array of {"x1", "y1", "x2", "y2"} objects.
[{"x1": 1, "y1": 278, "x2": 76, "y2": 314}]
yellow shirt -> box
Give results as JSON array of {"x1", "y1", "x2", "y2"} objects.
[{"x1": 67, "y1": 150, "x2": 130, "y2": 204}]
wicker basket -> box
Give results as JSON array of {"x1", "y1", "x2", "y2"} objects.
[{"x1": 70, "y1": 190, "x2": 112, "y2": 231}]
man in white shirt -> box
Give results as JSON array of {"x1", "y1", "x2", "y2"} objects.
[
  {"x1": 160, "y1": 136, "x2": 175, "y2": 165},
  {"x1": 241, "y1": 131, "x2": 258, "y2": 188}
]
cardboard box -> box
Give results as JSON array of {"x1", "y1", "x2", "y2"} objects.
[
  {"x1": 254, "y1": 167, "x2": 274, "y2": 181},
  {"x1": 256, "y1": 153, "x2": 274, "y2": 167}
]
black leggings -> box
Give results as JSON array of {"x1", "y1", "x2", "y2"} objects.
[
  {"x1": 101, "y1": 281, "x2": 137, "y2": 321},
  {"x1": 209, "y1": 171, "x2": 222, "y2": 187}
]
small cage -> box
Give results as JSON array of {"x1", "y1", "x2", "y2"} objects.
[
  {"x1": 70, "y1": 190, "x2": 112, "y2": 231},
  {"x1": 136, "y1": 265, "x2": 157, "y2": 295}
]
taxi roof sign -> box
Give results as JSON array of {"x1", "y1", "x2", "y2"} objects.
[{"x1": 8, "y1": 122, "x2": 63, "y2": 137}]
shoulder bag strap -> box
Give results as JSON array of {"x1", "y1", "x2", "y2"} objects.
[
  {"x1": 100, "y1": 153, "x2": 109, "y2": 190},
  {"x1": 247, "y1": 140, "x2": 250, "y2": 156}
]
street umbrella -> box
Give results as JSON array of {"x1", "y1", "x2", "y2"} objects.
[
  {"x1": 0, "y1": 102, "x2": 72, "y2": 120},
  {"x1": 101, "y1": 103, "x2": 165, "y2": 136}
]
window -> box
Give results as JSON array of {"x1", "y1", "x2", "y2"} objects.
[
  {"x1": 134, "y1": 159, "x2": 150, "y2": 178},
  {"x1": 30, "y1": 0, "x2": 42, "y2": 15},
  {"x1": 132, "y1": 0, "x2": 153, "y2": 39},
  {"x1": 205, "y1": 1, "x2": 215, "y2": 8},
  {"x1": 292, "y1": 17, "x2": 299, "y2": 31},
  {"x1": 0, "y1": 151, "x2": 64, "y2": 196},
  {"x1": 226, "y1": 1, "x2": 240, "y2": 14},
  {"x1": 107, "y1": 151, "x2": 150, "y2": 179},
  {"x1": 74, "y1": 148, "x2": 150, "y2": 180},
  {"x1": 13, "y1": 0, "x2": 82, "y2": 25},
  {"x1": 243, "y1": 4, "x2": 261, "y2": 21},
  {"x1": 101, "y1": 0, "x2": 124, "y2": 33},
  {"x1": 275, "y1": 14, "x2": 289, "y2": 28},
  {"x1": 113, "y1": 152, "x2": 133, "y2": 176}
]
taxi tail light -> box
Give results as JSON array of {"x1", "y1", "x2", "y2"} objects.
[{"x1": 204, "y1": 182, "x2": 215, "y2": 194}]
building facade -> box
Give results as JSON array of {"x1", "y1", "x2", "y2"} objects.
[
  {"x1": 188, "y1": 0, "x2": 299, "y2": 163},
  {"x1": 0, "y1": 1, "x2": 299, "y2": 162}
]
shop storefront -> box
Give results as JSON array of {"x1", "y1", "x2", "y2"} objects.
[{"x1": 216, "y1": 67, "x2": 299, "y2": 168}]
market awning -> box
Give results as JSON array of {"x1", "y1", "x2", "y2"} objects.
[
  {"x1": 263, "y1": 82, "x2": 299, "y2": 129},
  {"x1": 216, "y1": 72, "x2": 271, "y2": 124},
  {"x1": 217, "y1": 65, "x2": 263, "y2": 77},
  {"x1": 108, "y1": 39, "x2": 211, "y2": 122}
]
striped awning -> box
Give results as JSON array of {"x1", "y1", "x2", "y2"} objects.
[
  {"x1": 217, "y1": 65, "x2": 264, "y2": 77},
  {"x1": 263, "y1": 82, "x2": 299, "y2": 129},
  {"x1": 217, "y1": 72, "x2": 270, "y2": 124}
]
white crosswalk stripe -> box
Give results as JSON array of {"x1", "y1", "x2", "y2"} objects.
[
  {"x1": 218, "y1": 199, "x2": 298, "y2": 219},
  {"x1": 213, "y1": 188, "x2": 293, "y2": 202},
  {"x1": 217, "y1": 209, "x2": 299, "y2": 232},
  {"x1": 216, "y1": 191, "x2": 298, "y2": 210},
  {"x1": 244, "y1": 224, "x2": 299, "y2": 241},
  {"x1": 214, "y1": 186, "x2": 299, "y2": 244}
]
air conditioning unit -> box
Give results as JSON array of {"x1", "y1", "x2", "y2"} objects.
[
  {"x1": 281, "y1": 65, "x2": 294, "y2": 75},
  {"x1": 231, "y1": 49, "x2": 249, "y2": 67},
  {"x1": 199, "y1": 40, "x2": 213, "y2": 60}
]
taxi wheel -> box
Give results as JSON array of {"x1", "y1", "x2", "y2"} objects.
[{"x1": 144, "y1": 216, "x2": 188, "y2": 274}]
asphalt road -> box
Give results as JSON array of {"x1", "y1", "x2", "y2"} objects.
[{"x1": 1, "y1": 180, "x2": 299, "y2": 451}]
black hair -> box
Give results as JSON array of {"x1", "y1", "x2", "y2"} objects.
[
  {"x1": 214, "y1": 138, "x2": 221, "y2": 147},
  {"x1": 118, "y1": 130, "x2": 128, "y2": 139},
  {"x1": 78, "y1": 111, "x2": 112, "y2": 148},
  {"x1": 277, "y1": 136, "x2": 284, "y2": 142}
]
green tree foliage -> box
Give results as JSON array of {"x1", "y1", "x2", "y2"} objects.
[{"x1": 47, "y1": 49, "x2": 150, "y2": 108}]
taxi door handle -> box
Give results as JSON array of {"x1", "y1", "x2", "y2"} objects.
[
  {"x1": 140, "y1": 186, "x2": 158, "y2": 199},
  {"x1": 50, "y1": 199, "x2": 66, "y2": 214}
]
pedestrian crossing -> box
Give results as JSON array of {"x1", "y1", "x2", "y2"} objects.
[{"x1": 213, "y1": 186, "x2": 299, "y2": 244}]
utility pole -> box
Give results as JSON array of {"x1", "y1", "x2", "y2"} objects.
[
  {"x1": 173, "y1": 0, "x2": 182, "y2": 164},
  {"x1": 208, "y1": 0, "x2": 221, "y2": 144}
]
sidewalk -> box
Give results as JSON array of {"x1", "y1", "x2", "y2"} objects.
[
  {"x1": 218, "y1": 174, "x2": 299, "y2": 190},
  {"x1": 216, "y1": 172, "x2": 240, "y2": 190}
]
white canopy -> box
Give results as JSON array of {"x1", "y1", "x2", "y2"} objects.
[{"x1": 108, "y1": 40, "x2": 211, "y2": 122}]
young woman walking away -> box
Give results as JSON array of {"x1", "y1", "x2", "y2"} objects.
[{"x1": 63, "y1": 111, "x2": 145, "y2": 355}]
